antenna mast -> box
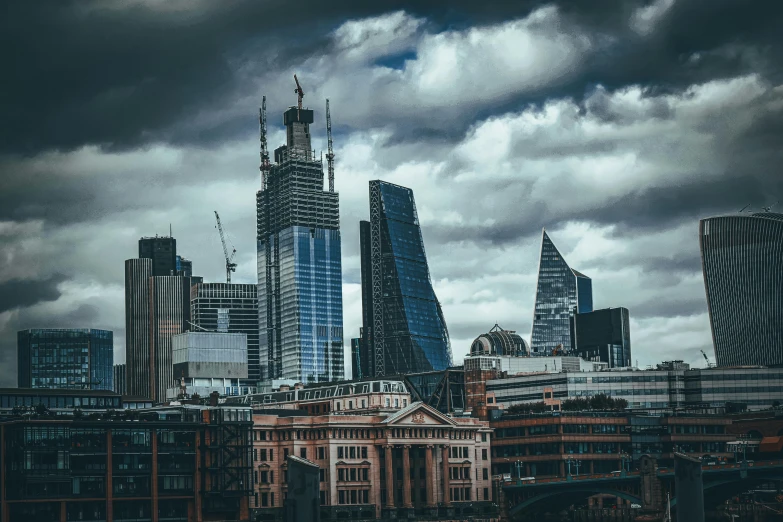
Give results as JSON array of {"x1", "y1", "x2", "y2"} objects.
[
  {"x1": 259, "y1": 96, "x2": 270, "y2": 190},
  {"x1": 326, "y1": 99, "x2": 335, "y2": 192}
]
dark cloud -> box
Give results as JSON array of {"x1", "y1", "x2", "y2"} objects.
[
  {"x1": 0, "y1": 274, "x2": 67, "y2": 313},
  {"x1": 631, "y1": 296, "x2": 708, "y2": 320}
]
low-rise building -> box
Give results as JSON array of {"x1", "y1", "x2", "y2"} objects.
[
  {"x1": 0, "y1": 404, "x2": 253, "y2": 521},
  {"x1": 490, "y1": 410, "x2": 734, "y2": 478},
  {"x1": 249, "y1": 402, "x2": 495, "y2": 521},
  {"x1": 486, "y1": 367, "x2": 783, "y2": 411}
]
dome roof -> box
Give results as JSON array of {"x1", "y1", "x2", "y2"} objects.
[{"x1": 470, "y1": 324, "x2": 529, "y2": 357}]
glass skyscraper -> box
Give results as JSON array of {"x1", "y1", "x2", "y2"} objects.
[
  {"x1": 571, "y1": 307, "x2": 632, "y2": 368},
  {"x1": 700, "y1": 212, "x2": 783, "y2": 367},
  {"x1": 257, "y1": 105, "x2": 343, "y2": 385},
  {"x1": 530, "y1": 230, "x2": 593, "y2": 356},
  {"x1": 359, "y1": 180, "x2": 453, "y2": 377},
  {"x1": 18, "y1": 329, "x2": 113, "y2": 391}
]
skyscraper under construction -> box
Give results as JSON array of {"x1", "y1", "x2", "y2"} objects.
[{"x1": 256, "y1": 79, "x2": 344, "y2": 385}]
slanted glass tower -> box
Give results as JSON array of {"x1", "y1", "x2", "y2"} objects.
[
  {"x1": 530, "y1": 230, "x2": 593, "y2": 356},
  {"x1": 256, "y1": 100, "x2": 343, "y2": 385},
  {"x1": 700, "y1": 212, "x2": 783, "y2": 367},
  {"x1": 359, "y1": 180, "x2": 453, "y2": 377}
]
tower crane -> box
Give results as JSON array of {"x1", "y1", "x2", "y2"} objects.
[
  {"x1": 214, "y1": 211, "x2": 237, "y2": 284},
  {"x1": 700, "y1": 349, "x2": 715, "y2": 368},
  {"x1": 259, "y1": 96, "x2": 270, "y2": 190},
  {"x1": 294, "y1": 74, "x2": 304, "y2": 109},
  {"x1": 326, "y1": 98, "x2": 335, "y2": 193}
]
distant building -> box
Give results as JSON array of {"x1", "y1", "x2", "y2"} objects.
[
  {"x1": 485, "y1": 366, "x2": 783, "y2": 411},
  {"x1": 257, "y1": 100, "x2": 344, "y2": 385},
  {"x1": 571, "y1": 307, "x2": 632, "y2": 368},
  {"x1": 530, "y1": 230, "x2": 593, "y2": 356},
  {"x1": 191, "y1": 282, "x2": 259, "y2": 386},
  {"x1": 359, "y1": 181, "x2": 452, "y2": 377},
  {"x1": 350, "y1": 336, "x2": 362, "y2": 380},
  {"x1": 0, "y1": 387, "x2": 122, "y2": 412},
  {"x1": 470, "y1": 324, "x2": 529, "y2": 357},
  {"x1": 176, "y1": 255, "x2": 193, "y2": 277},
  {"x1": 169, "y1": 331, "x2": 249, "y2": 399},
  {"x1": 17, "y1": 329, "x2": 113, "y2": 391},
  {"x1": 125, "y1": 256, "x2": 190, "y2": 402},
  {"x1": 700, "y1": 212, "x2": 783, "y2": 367},
  {"x1": 138, "y1": 235, "x2": 177, "y2": 277},
  {"x1": 113, "y1": 363, "x2": 126, "y2": 395}
]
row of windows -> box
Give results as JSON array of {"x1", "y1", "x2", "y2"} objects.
[{"x1": 337, "y1": 467, "x2": 369, "y2": 482}]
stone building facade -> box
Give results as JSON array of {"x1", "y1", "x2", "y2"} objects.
[{"x1": 250, "y1": 402, "x2": 496, "y2": 521}]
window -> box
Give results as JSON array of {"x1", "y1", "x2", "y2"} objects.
[
  {"x1": 362, "y1": 468, "x2": 368, "y2": 481},
  {"x1": 361, "y1": 447, "x2": 367, "y2": 459},
  {"x1": 349, "y1": 447, "x2": 356, "y2": 459},
  {"x1": 339, "y1": 491, "x2": 346, "y2": 505},
  {"x1": 484, "y1": 487, "x2": 489, "y2": 500},
  {"x1": 482, "y1": 448, "x2": 488, "y2": 460},
  {"x1": 318, "y1": 447, "x2": 325, "y2": 460},
  {"x1": 300, "y1": 448, "x2": 307, "y2": 459},
  {"x1": 483, "y1": 468, "x2": 489, "y2": 480},
  {"x1": 338, "y1": 447, "x2": 344, "y2": 458},
  {"x1": 261, "y1": 492, "x2": 269, "y2": 507},
  {"x1": 319, "y1": 469, "x2": 325, "y2": 482},
  {"x1": 283, "y1": 448, "x2": 289, "y2": 459}
]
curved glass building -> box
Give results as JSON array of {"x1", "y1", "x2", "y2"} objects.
[
  {"x1": 700, "y1": 212, "x2": 783, "y2": 367},
  {"x1": 359, "y1": 180, "x2": 453, "y2": 377}
]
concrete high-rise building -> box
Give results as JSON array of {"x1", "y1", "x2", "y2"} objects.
[
  {"x1": 571, "y1": 307, "x2": 632, "y2": 368},
  {"x1": 139, "y1": 236, "x2": 177, "y2": 277},
  {"x1": 125, "y1": 256, "x2": 191, "y2": 402},
  {"x1": 17, "y1": 329, "x2": 113, "y2": 391},
  {"x1": 359, "y1": 180, "x2": 453, "y2": 377},
  {"x1": 530, "y1": 230, "x2": 593, "y2": 356},
  {"x1": 191, "y1": 282, "x2": 259, "y2": 386},
  {"x1": 256, "y1": 98, "x2": 343, "y2": 385},
  {"x1": 700, "y1": 212, "x2": 783, "y2": 367}
]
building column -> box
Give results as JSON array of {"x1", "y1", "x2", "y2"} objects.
[
  {"x1": 385, "y1": 446, "x2": 396, "y2": 508},
  {"x1": 151, "y1": 428, "x2": 159, "y2": 522},
  {"x1": 402, "y1": 445, "x2": 413, "y2": 508},
  {"x1": 107, "y1": 430, "x2": 113, "y2": 522},
  {"x1": 373, "y1": 446, "x2": 384, "y2": 519},
  {"x1": 425, "y1": 445, "x2": 436, "y2": 507},
  {"x1": 441, "y1": 445, "x2": 451, "y2": 506}
]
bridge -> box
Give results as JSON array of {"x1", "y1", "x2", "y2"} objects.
[{"x1": 503, "y1": 457, "x2": 783, "y2": 519}]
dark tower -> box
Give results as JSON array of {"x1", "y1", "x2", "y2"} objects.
[{"x1": 139, "y1": 236, "x2": 177, "y2": 277}]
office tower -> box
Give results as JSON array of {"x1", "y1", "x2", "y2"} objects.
[
  {"x1": 256, "y1": 96, "x2": 343, "y2": 385},
  {"x1": 359, "y1": 180, "x2": 453, "y2": 377},
  {"x1": 700, "y1": 212, "x2": 783, "y2": 367},
  {"x1": 176, "y1": 255, "x2": 193, "y2": 277},
  {"x1": 571, "y1": 307, "x2": 631, "y2": 368},
  {"x1": 139, "y1": 236, "x2": 177, "y2": 277},
  {"x1": 113, "y1": 364, "x2": 126, "y2": 395},
  {"x1": 191, "y1": 283, "x2": 259, "y2": 386},
  {"x1": 125, "y1": 258, "x2": 153, "y2": 397},
  {"x1": 125, "y1": 257, "x2": 191, "y2": 401},
  {"x1": 530, "y1": 230, "x2": 593, "y2": 356},
  {"x1": 17, "y1": 329, "x2": 113, "y2": 391},
  {"x1": 351, "y1": 336, "x2": 362, "y2": 380}
]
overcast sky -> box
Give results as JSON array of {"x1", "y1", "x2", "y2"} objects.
[{"x1": 1, "y1": 0, "x2": 781, "y2": 385}]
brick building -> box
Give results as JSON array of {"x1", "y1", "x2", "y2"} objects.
[
  {"x1": 0, "y1": 405, "x2": 252, "y2": 522},
  {"x1": 249, "y1": 402, "x2": 495, "y2": 521}
]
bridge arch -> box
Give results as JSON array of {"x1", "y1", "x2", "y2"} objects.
[{"x1": 509, "y1": 488, "x2": 642, "y2": 517}]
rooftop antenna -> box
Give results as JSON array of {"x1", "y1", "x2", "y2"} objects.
[
  {"x1": 169, "y1": 223, "x2": 172, "y2": 237},
  {"x1": 294, "y1": 74, "x2": 304, "y2": 110},
  {"x1": 259, "y1": 96, "x2": 270, "y2": 190},
  {"x1": 326, "y1": 99, "x2": 335, "y2": 192},
  {"x1": 739, "y1": 204, "x2": 751, "y2": 213},
  {"x1": 762, "y1": 200, "x2": 778, "y2": 213}
]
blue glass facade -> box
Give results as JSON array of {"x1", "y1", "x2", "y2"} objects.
[
  {"x1": 530, "y1": 230, "x2": 593, "y2": 356},
  {"x1": 256, "y1": 101, "x2": 343, "y2": 385},
  {"x1": 360, "y1": 181, "x2": 452, "y2": 376},
  {"x1": 18, "y1": 329, "x2": 114, "y2": 391}
]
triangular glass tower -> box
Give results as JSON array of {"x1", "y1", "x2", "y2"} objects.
[{"x1": 530, "y1": 230, "x2": 593, "y2": 356}]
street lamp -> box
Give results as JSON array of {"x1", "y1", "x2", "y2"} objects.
[
  {"x1": 620, "y1": 452, "x2": 632, "y2": 473},
  {"x1": 566, "y1": 457, "x2": 582, "y2": 477}
]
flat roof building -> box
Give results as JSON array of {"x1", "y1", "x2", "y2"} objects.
[{"x1": 17, "y1": 328, "x2": 113, "y2": 391}]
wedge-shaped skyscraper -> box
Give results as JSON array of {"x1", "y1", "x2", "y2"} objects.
[
  {"x1": 257, "y1": 101, "x2": 343, "y2": 385},
  {"x1": 530, "y1": 230, "x2": 593, "y2": 356},
  {"x1": 359, "y1": 180, "x2": 452, "y2": 377},
  {"x1": 700, "y1": 212, "x2": 783, "y2": 367}
]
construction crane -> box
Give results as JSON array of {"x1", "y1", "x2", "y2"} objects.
[
  {"x1": 739, "y1": 204, "x2": 751, "y2": 213},
  {"x1": 214, "y1": 211, "x2": 237, "y2": 284},
  {"x1": 700, "y1": 349, "x2": 715, "y2": 368},
  {"x1": 326, "y1": 98, "x2": 335, "y2": 192},
  {"x1": 259, "y1": 96, "x2": 270, "y2": 190},
  {"x1": 762, "y1": 200, "x2": 778, "y2": 213},
  {"x1": 294, "y1": 74, "x2": 304, "y2": 109}
]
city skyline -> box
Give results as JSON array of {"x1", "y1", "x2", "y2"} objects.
[{"x1": 1, "y1": 1, "x2": 782, "y2": 385}]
